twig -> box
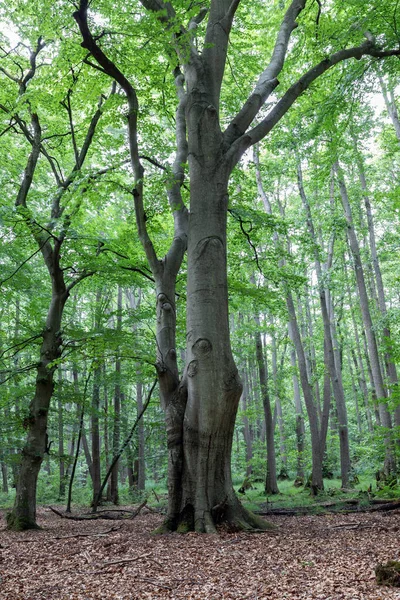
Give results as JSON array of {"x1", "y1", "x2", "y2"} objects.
[
  {"x1": 51, "y1": 525, "x2": 121, "y2": 539},
  {"x1": 130, "y1": 499, "x2": 147, "y2": 519},
  {"x1": 136, "y1": 577, "x2": 173, "y2": 591}
]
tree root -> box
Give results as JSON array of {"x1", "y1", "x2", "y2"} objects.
[{"x1": 153, "y1": 501, "x2": 277, "y2": 535}]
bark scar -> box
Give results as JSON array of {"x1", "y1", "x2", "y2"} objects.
[{"x1": 195, "y1": 236, "x2": 223, "y2": 259}]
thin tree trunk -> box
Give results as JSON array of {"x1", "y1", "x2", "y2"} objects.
[
  {"x1": 111, "y1": 286, "x2": 123, "y2": 504},
  {"x1": 241, "y1": 366, "x2": 253, "y2": 477},
  {"x1": 379, "y1": 75, "x2": 400, "y2": 144},
  {"x1": 334, "y1": 161, "x2": 395, "y2": 476},
  {"x1": 1, "y1": 462, "x2": 8, "y2": 493},
  {"x1": 270, "y1": 317, "x2": 288, "y2": 477},
  {"x1": 57, "y1": 368, "x2": 66, "y2": 499},
  {"x1": 288, "y1": 323, "x2": 305, "y2": 483},
  {"x1": 254, "y1": 146, "x2": 323, "y2": 491},
  {"x1": 254, "y1": 314, "x2": 279, "y2": 495},
  {"x1": 91, "y1": 364, "x2": 102, "y2": 505},
  {"x1": 136, "y1": 384, "x2": 146, "y2": 491},
  {"x1": 354, "y1": 143, "x2": 400, "y2": 431},
  {"x1": 297, "y1": 160, "x2": 351, "y2": 488}
]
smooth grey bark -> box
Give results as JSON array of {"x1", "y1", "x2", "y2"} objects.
[
  {"x1": 254, "y1": 315, "x2": 279, "y2": 494},
  {"x1": 334, "y1": 161, "x2": 396, "y2": 476},
  {"x1": 7, "y1": 286, "x2": 68, "y2": 530},
  {"x1": 303, "y1": 293, "x2": 322, "y2": 418},
  {"x1": 297, "y1": 160, "x2": 351, "y2": 488},
  {"x1": 287, "y1": 293, "x2": 324, "y2": 492}
]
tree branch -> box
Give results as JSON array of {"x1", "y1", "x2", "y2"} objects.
[
  {"x1": 73, "y1": 0, "x2": 160, "y2": 275},
  {"x1": 223, "y1": 0, "x2": 306, "y2": 147},
  {"x1": 226, "y1": 39, "x2": 400, "y2": 165}
]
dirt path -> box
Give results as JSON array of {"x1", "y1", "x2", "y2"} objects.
[{"x1": 1, "y1": 507, "x2": 400, "y2": 599}]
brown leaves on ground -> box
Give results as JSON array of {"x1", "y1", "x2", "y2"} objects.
[{"x1": 1, "y1": 507, "x2": 400, "y2": 599}]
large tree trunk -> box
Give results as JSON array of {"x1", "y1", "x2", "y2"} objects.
[
  {"x1": 165, "y1": 162, "x2": 269, "y2": 533},
  {"x1": 7, "y1": 289, "x2": 67, "y2": 530}
]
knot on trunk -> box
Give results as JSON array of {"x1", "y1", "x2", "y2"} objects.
[
  {"x1": 192, "y1": 338, "x2": 212, "y2": 357},
  {"x1": 187, "y1": 360, "x2": 198, "y2": 377}
]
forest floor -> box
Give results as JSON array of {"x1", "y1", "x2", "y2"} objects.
[{"x1": 1, "y1": 506, "x2": 400, "y2": 600}]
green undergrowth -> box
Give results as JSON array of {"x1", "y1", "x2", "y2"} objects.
[{"x1": 237, "y1": 476, "x2": 400, "y2": 513}]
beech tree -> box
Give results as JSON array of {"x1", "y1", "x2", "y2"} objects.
[
  {"x1": 3, "y1": 0, "x2": 400, "y2": 531},
  {"x1": 71, "y1": 0, "x2": 400, "y2": 532}
]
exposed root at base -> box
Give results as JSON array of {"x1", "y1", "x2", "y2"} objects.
[
  {"x1": 6, "y1": 512, "x2": 41, "y2": 532},
  {"x1": 152, "y1": 502, "x2": 277, "y2": 535}
]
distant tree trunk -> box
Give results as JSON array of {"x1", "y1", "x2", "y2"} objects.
[
  {"x1": 136, "y1": 383, "x2": 145, "y2": 491},
  {"x1": 57, "y1": 369, "x2": 66, "y2": 500},
  {"x1": 270, "y1": 317, "x2": 288, "y2": 477},
  {"x1": 287, "y1": 293, "x2": 324, "y2": 492},
  {"x1": 241, "y1": 366, "x2": 253, "y2": 477},
  {"x1": 254, "y1": 146, "x2": 323, "y2": 491},
  {"x1": 297, "y1": 160, "x2": 351, "y2": 488},
  {"x1": 288, "y1": 324, "x2": 305, "y2": 482},
  {"x1": 335, "y1": 161, "x2": 396, "y2": 476},
  {"x1": 354, "y1": 144, "x2": 400, "y2": 431},
  {"x1": 379, "y1": 75, "x2": 400, "y2": 144},
  {"x1": 1, "y1": 462, "x2": 8, "y2": 493},
  {"x1": 254, "y1": 314, "x2": 279, "y2": 495},
  {"x1": 111, "y1": 286, "x2": 123, "y2": 504},
  {"x1": 91, "y1": 364, "x2": 102, "y2": 505},
  {"x1": 348, "y1": 352, "x2": 363, "y2": 435},
  {"x1": 103, "y1": 364, "x2": 112, "y2": 502}
]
